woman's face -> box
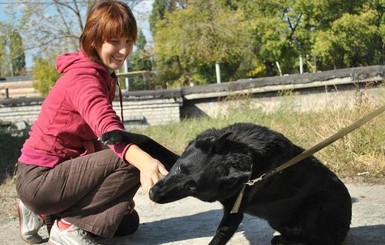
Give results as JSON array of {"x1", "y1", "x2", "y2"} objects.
[{"x1": 97, "y1": 37, "x2": 134, "y2": 70}]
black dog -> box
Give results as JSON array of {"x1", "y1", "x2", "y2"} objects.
[{"x1": 146, "y1": 123, "x2": 352, "y2": 245}]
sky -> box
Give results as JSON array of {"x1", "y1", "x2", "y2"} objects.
[
  {"x1": 0, "y1": 0, "x2": 154, "y2": 69},
  {"x1": 0, "y1": 1, "x2": 12, "y2": 21}
]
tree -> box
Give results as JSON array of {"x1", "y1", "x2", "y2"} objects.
[
  {"x1": 152, "y1": 0, "x2": 254, "y2": 86},
  {"x1": 14, "y1": 0, "x2": 92, "y2": 59},
  {"x1": 299, "y1": 0, "x2": 376, "y2": 70},
  {"x1": 150, "y1": 0, "x2": 384, "y2": 82},
  {"x1": 9, "y1": 31, "x2": 26, "y2": 76},
  {"x1": 0, "y1": 30, "x2": 6, "y2": 77},
  {"x1": 312, "y1": 3, "x2": 383, "y2": 69},
  {"x1": 4, "y1": 0, "x2": 385, "y2": 90},
  {"x1": 131, "y1": 30, "x2": 152, "y2": 71},
  {"x1": 128, "y1": 30, "x2": 154, "y2": 90},
  {"x1": 0, "y1": 0, "x2": 146, "y2": 94},
  {"x1": 2, "y1": 0, "x2": 145, "y2": 65},
  {"x1": 0, "y1": 22, "x2": 26, "y2": 76},
  {"x1": 149, "y1": 0, "x2": 187, "y2": 33}
]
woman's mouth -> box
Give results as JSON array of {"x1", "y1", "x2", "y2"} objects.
[{"x1": 112, "y1": 56, "x2": 125, "y2": 63}]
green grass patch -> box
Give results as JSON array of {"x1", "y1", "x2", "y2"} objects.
[{"x1": 133, "y1": 92, "x2": 385, "y2": 181}]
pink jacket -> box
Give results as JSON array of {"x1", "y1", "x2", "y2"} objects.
[{"x1": 18, "y1": 51, "x2": 128, "y2": 168}]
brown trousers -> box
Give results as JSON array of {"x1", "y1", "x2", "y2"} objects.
[{"x1": 16, "y1": 149, "x2": 140, "y2": 238}]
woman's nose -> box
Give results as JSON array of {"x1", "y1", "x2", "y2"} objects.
[{"x1": 119, "y1": 43, "x2": 132, "y2": 55}]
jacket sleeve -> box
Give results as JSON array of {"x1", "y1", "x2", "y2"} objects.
[{"x1": 67, "y1": 72, "x2": 130, "y2": 159}]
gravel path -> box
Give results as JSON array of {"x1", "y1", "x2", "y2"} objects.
[{"x1": 0, "y1": 182, "x2": 384, "y2": 245}]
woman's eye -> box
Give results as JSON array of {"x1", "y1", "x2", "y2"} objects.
[{"x1": 108, "y1": 40, "x2": 119, "y2": 45}]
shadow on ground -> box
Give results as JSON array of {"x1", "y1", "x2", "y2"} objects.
[
  {"x1": 345, "y1": 225, "x2": 385, "y2": 245},
  {"x1": 110, "y1": 210, "x2": 384, "y2": 245},
  {"x1": 114, "y1": 210, "x2": 222, "y2": 244}
]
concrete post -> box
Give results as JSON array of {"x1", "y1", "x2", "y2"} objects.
[{"x1": 215, "y1": 62, "x2": 221, "y2": 84}]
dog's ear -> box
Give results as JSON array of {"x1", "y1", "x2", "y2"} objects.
[
  {"x1": 223, "y1": 163, "x2": 252, "y2": 188},
  {"x1": 212, "y1": 132, "x2": 233, "y2": 152}
]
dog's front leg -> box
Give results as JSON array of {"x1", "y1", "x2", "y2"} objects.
[{"x1": 209, "y1": 211, "x2": 244, "y2": 245}]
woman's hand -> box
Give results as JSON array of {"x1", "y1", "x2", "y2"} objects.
[{"x1": 124, "y1": 144, "x2": 168, "y2": 197}]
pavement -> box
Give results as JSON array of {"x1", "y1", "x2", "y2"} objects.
[{"x1": 0, "y1": 182, "x2": 384, "y2": 245}]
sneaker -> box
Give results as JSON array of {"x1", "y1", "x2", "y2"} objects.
[
  {"x1": 17, "y1": 198, "x2": 45, "y2": 244},
  {"x1": 48, "y1": 220, "x2": 101, "y2": 245}
]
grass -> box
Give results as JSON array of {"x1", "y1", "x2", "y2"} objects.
[{"x1": 131, "y1": 89, "x2": 385, "y2": 182}]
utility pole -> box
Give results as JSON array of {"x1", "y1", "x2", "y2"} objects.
[
  {"x1": 215, "y1": 61, "x2": 221, "y2": 84},
  {"x1": 299, "y1": 55, "x2": 303, "y2": 74},
  {"x1": 123, "y1": 59, "x2": 129, "y2": 91}
]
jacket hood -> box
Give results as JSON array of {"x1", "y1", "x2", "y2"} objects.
[{"x1": 56, "y1": 50, "x2": 109, "y2": 77}]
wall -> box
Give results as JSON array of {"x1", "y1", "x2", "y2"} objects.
[
  {"x1": 0, "y1": 98, "x2": 182, "y2": 129},
  {"x1": 0, "y1": 80, "x2": 40, "y2": 99},
  {"x1": 179, "y1": 65, "x2": 385, "y2": 118},
  {"x1": 181, "y1": 79, "x2": 385, "y2": 118},
  {"x1": 114, "y1": 98, "x2": 182, "y2": 129}
]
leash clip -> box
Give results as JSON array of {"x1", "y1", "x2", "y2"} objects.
[{"x1": 245, "y1": 172, "x2": 267, "y2": 186}]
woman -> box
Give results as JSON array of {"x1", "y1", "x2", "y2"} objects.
[{"x1": 15, "y1": 1, "x2": 177, "y2": 244}]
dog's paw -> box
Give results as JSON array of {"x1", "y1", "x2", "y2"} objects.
[{"x1": 99, "y1": 130, "x2": 127, "y2": 145}]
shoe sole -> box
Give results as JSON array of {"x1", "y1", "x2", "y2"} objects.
[
  {"x1": 17, "y1": 199, "x2": 44, "y2": 244},
  {"x1": 48, "y1": 239, "x2": 61, "y2": 245}
]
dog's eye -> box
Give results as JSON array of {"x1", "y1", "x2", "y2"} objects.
[
  {"x1": 174, "y1": 165, "x2": 182, "y2": 174},
  {"x1": 184, "y1": 180, "x2": 197, "y2": 193},
  {"x1": 176, "y1": 165, "x2": 185, "y2": 173},
  {"x1": 174, "y1": 164, "x2": 190, "y2": 174}
]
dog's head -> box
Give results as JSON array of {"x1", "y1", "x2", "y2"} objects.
[{"x1": 149, "y1": 131, "x2": 253, "y2": 203}]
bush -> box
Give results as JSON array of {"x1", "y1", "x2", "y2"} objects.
[
  {"x1": 0, "y1": 131, "x2": 26, "y2": 184},
  {"x1": 32, "y1": 57, "x2": 60, "y2": 96}
]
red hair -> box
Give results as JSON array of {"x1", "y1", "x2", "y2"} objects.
[{"x1": 80, "y1": 0, "x2": 137, "y2": 63}]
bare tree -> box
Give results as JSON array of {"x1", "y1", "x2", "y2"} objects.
[{"x1": 3, "y1": 0, "x2": 146, "y2": 62}]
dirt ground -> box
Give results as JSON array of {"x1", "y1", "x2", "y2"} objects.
[{"x1": 0, "y1": 181, "x2": 384, "y2": 245}]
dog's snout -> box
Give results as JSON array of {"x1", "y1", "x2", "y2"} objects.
[{"x1": 149, "y1": 185, "x2": 159, "y2": 202}]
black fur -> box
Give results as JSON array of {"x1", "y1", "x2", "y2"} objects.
[
  {"x1": 99, "y1": 130, "x2": 179, "y2": 171},
  {"x1": 148, "y1": 123, "x2": 352, "y2": 245}
]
